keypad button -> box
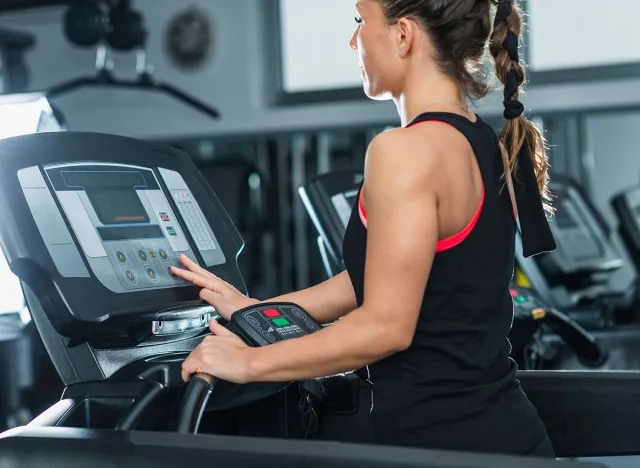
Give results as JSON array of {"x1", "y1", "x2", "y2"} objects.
[
  {"x1": 146, "y1": 268, "x2": 158, "y2": 281},
  {"x1": 138, "y1": 250, "x2": 148, "y2": 262},
  {"x1": 159, "y1": 249, "x2": 168, "y2": 260},
  {"x1": 124, "y1": 269, "x2": 136, "y2": 283},
  {"x1": 116, "y1": 251, "x2": 127, "y2": 264}
]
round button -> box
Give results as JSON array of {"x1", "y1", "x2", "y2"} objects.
[
  {"x1": 138, "y1": 250, "x2": 148, "y2": 262},
  {"x1": 291, "y1": 307, "x2": 305, "y2": 319},
  {"x1": 149, "y1": 250, "x2": 157, "y2": 259},
  {"x1": 167, "y1": 266, "x2": 178, "y2": 279},
  {"x1": 247, "y1": 316, "x2": 261, "y2": 328},
  {"x1": 146, "y1": 268, "x2": 158, "y2": 281},
  {"x1": 305, "y1": 321, "x2": 320, "y2": 332},
  {"x1": 260, "y1": 330, "x2": 276, "y2": 343},
  {"x1": 124, "y1": 269, "x2": 136, "y2": 283},
  {"x1": 159, "y1": 249, "x2": 168, "y2": 260},
  {"x1": 116, "y1": 251, "x2": 127, "y2": 263}
]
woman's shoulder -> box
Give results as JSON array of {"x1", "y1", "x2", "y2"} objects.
[{"x1": 363, "y1": 128, "x2": 442, "y2": 198}]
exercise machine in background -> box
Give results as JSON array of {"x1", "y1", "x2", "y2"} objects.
[
  {"x1": 299, "y1": 170, "x2": 606, "y2": 371},
  {"x1": 44, "y1": 1, "x2": 220, "y2": 121}
]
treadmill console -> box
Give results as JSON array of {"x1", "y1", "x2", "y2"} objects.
[
  {"x1": 536, "y1": 178, "x2": 623, "y2": 282},
  {"x1": 0, "y1": 132, "x2": 246, "y2": 339},
  {"x1": 22, "y1": 163, "x2": 225, "y2": 293},
  {"x1": 299, "y1": 170, "x2": 363, "y2": 277},
  {"x1": 228, "y1": 302, "x2": 321, "y2": 346},
  {"x1": 612, "y1": 187, "x2": 640, "y2": 268}
]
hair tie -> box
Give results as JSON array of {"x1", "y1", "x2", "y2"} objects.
[
  {"x1": 494, "y1": 0, "x2": 513, "y2": 26},
  {"x1": 503, "y1": 99, "x2": 524, "y2": 120}
]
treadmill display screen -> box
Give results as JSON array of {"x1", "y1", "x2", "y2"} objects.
[{"x1": 89, "y1": 189, "x2": 150, "y2": 225}]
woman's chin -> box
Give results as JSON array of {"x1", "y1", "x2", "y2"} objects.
[{"x1": 363, "y1": 84, "x2": 392, "y2": 101}]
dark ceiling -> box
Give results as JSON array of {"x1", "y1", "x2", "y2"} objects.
[{"x1": 0, "y1": 0, "x2": 81, "y2": 12}]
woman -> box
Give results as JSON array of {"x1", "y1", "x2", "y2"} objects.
[{"x1": 171, "y1": 0, "x2": 557, "y2": 457}]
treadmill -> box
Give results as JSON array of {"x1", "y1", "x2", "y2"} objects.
[
  {"x1": 0, "y1": 132, "x2": 607, "y2": 468},
  {"x1": 612, "y1": 186, "x2": 640, "y2": 282},
  {"x1": 515, "y1": 176, "x2": 634, "y2": 329}
]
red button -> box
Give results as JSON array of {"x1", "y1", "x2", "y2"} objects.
[
  {"x1": 510, "y1": 289, "x2": 520, "y2": 298},
  {"x1": 263, "y1": 309, "x2": 280, "y2": 318}
]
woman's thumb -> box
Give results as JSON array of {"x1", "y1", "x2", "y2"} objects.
[{"x1": 209, "y1": 318, "x2": 235, "y2": 336}]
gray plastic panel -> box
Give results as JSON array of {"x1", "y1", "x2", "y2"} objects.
[
  {"x1": 18, "y1": 167, "x2": 89, "y2": 278},
  {"x1": 17, "y1": 165, "x2": 47, "y2": 189},
  {"x1": 56, "y1": 191, "x2": 107, "y2": 258},
  {"x1": 86, "y1": 256, "x2": 126, "y2": 294},
  {"x1": 48, "y1": 244, "x2": 91, "y2": 279},
  {"x1": 21, "y1": 188, "x2": 74, "y2": 246},
  {"x1": 139, "y1": 190, "x2": 189, "y2": 252},
  {"x1": 158, "y1": 168, "x2": 226, "y2": 267}
]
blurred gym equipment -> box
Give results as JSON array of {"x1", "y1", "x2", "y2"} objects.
[
  {"x1": 45, "y1": 1, "x2": 220, "y2": 120},
  {"x1": 0, "y1": 28, "x2": 34, "y2": 93}
]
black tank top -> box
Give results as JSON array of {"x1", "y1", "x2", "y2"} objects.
[{"x1": 342, "y1": 112, "x2": 550, "y2": 455}]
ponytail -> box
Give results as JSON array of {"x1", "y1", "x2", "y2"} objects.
[{"x1": 489, "y1": 0, "x2": 553, "y2": 214}]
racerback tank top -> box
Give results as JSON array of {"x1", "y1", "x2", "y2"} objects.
[{"x1": 342, "y1": 112, "x2": 550, "y2": 455}]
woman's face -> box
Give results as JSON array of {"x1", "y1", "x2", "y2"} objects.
[{"x1": 350, "y1": 0, "x2": 404, "y2": 100}]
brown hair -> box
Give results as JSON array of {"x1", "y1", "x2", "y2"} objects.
[{"x1": 378, "y1": 0, "x2": 552, "y2": 211}]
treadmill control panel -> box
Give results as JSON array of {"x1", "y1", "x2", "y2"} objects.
[
  {"x1": 17, "y1": 163, "x2": 226, "y2": 293},
  {"x1": 510, "y1": 286, "x2": 547, "y2": 321},
  {"x1": 228, "y1": 303, "x2": 322, "y2": 346},
  {"x1": 331, "y1": 189, "x2": 359, "y2": 230},
  {"x1": 621, "y1": 188, "x2": 640, "y2": 248}
]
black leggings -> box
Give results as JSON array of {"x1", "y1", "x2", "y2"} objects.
[{"x1": 527, "y1": 435, "x2": 556, "y2": 458}]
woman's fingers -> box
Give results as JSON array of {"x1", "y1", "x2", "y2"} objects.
[
  {"x1": 180, "y1": 254, "x2": 215, "y2": 278},
  {"x1": 170, "y1": 267, "x2": 218, "y2": 291}
]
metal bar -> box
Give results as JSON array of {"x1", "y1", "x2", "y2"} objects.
[{"x1": 291, "y1": 135, "x2": 309, "y2": 290}]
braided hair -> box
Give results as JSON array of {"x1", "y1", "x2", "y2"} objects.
[
  {"x1": 378, "y1": 0, "x2": 552, "y2": 214},
  {"x1": 489, "y1": 0, "x2": 552, "y2": 213}
]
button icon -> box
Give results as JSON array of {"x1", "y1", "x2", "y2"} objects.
[
  {"x1": 149, "y1": 250, "x2": 157, "y2": 259},
  {"x1": 263, "y1": 309, "x2": 280, "y2": 318},
  {"x1": 146, "y1": 268, "x2": 157, "y2": 280},
  {"x1": 166, "y1": 226, "x2": 177, "y2": 236},
  {"x1": 160, "y1": 212, "x2": 170, "y2": 222},
  {"x1": 116, "y1": 251, "x2": 127, "y2": 263},
  {"x1": 138, "y1": 250, "x2": 148, "y2": 261},
  {"x1": 159, "y1": 249, "x2": 168, "y2": 260},
  {"x1": 124, "y1": 270, "x2": 136, "y2": 283}
]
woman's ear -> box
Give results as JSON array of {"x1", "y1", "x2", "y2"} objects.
[{"x1": 395, "y1": 17, "x2": 415, "y2": 57}]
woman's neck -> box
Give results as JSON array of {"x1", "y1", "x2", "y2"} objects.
[{"x1": 394, "y1": 68, "x2": 468, "y2": 127}]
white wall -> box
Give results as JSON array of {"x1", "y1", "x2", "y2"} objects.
[
  {"x1": 280, "y1": 0, "x2": 361, "y2": 92},
  {"x1": 527, "y1": 0, "x2": 640, "y2": 72},
  {"x1": 587, "y1": 110, "x2": 640, "y2": 290}
]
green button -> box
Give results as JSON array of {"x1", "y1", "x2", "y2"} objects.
[
  {"x1": 272, "y1": 317, "x2": 290, "y2": 327},
  {"x1": 514, "y1": 296, "x2": 528, "y2": 303}
]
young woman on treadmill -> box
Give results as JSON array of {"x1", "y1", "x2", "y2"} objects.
[{"x1": 171, "y1": 0, "x2": 557, "y2": 457}]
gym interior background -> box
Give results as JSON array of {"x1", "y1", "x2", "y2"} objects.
[{"x1": 1, "y1": 0, "x2": 640, "y2": 464}]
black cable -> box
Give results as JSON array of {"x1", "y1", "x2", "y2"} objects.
[{"x1": 116, "y1": 382, "x2": 164, "y2": 431}]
